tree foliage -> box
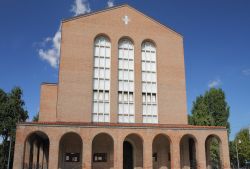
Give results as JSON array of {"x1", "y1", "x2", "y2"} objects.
[
  {"x1": 189, "y1": 88, "x2": 231, "y2": 166},
  {"x1": 189, "y1": 88, "x2": 230, "y2": 130},
  {"x1": 0, "y1": 87, "x2": 28, "y2": 169},
  {"x1": 32, "y1": 113, "x2": 39, "y2": 122},
  {"x1": 230, "y1": 128, "x2": 250, "y2": 168}
]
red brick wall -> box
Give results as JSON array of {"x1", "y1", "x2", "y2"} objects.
[{"x1": 40, "y1": 5, "x2": 187, "y2": 124}]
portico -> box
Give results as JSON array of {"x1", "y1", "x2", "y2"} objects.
[{"x1": 14, "y1": 122, "x2": 230, "y2": 169}]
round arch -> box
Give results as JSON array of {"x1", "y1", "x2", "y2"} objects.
[
  {"x1": 91, "y1": 132, "x2": 114, "y2": 169},
  {"x1": 23, "y1": 131, "x2": 50, "y2": 169},
  {"x1": 152, "y1": 133, "x2": 172, "y2": 169},
  {"x1": 141, "y1": 39, "x2": 157, "y2": 49},
  {"x1": 58, "y1": 132, "x2": 83, "y2": 169},
  {"x1": 205, "y1": 134, "x2": 222, "y2": 169},
  {"x1": 94, "y1": 33, "x2": 111, "y2": 43},
  {"x1": 152, "y1": 133, "x2": 172, "y2": 144},
  {"x1": 179, "y1": 134, "x2": 198, "y2": 169},
  {"x1": 205, "y1": 134, "x2": 222, "y2": 144},
  {"x1": 123, "y1": 133, "x2": 143, "y2": 169},
  {"x1": 118, "y1": 36, "x2": 135, "y2": 45}
]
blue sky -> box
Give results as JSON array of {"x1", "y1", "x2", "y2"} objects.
[{"x1": 0, "y1": 0, "x2": 249, "y2": 140}]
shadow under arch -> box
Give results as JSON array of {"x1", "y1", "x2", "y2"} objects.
[
  {"x1": 152, "y1": 133, "x2": 172, "y2": 169},
  {"x1": 123, "y1": 133, "x2": 143, "y2": 169},
  {"x1": 179, "y1": 134, "x2": 198, "y2": 169},
  {"x1": 91, "y1": 132, "x2": 114, "y2": 169},
  {"x1": 205, "y1": 134, "x2": 222, "y2": 169},
  {"x1": 23, "y1": 131, "x2": 50, "y2": 169},
  {"x1": 58, "y1": 132, "x2": 83, "y2": 169}
]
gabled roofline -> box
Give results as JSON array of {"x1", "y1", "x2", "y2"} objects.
[{"x1": 62, "y1": 4, "x2": 183, "y2": 38}]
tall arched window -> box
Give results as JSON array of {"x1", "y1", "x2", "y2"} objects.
[
  {"x1": 141, "y1": 41, "x2": 158, "y2": 123},
  {"x1": 92, "y1": 36, "x2": 111, "y2": 122},
  {"x1": 118, "y1": 38, "x2": 135, "y2": 123}
]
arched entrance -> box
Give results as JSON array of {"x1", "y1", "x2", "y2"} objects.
[
  {"x1": 205, "y1": 135, "x2": 222, "y2": 169},
  {"x1": 180, "y1": 134, "x2": 197, "y2": 169},
  {"x1": 92, "y1": 133, "x2": 114, "y2": 169},
  {"x1": 152, "y1": 134, "x2": 171, "y2": 169},
  {"x1": 123, "y1": 141, "x2": 133, "y2": 169},
  {"x1": 23, "y1": 131, "x2": 49, "y2": 169},
  {"x1": 123, "y1": 134, "x2": 143, "y2": 169},
  {"x1": 58, "y1": 132, "x2": 82, "y2": 169}
]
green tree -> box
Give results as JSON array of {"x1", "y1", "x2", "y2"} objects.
[
  {"x1": 0, "y1": 87, "x2": 28, "y2": 169},
  {"x1": 230, "y1": 128, "x2": 250, "y2": 168},
  {"x1": 32, "y1": 113, "x2": 39, "y2": 122},
  {"x1": 189, "y1": 88, "x2": 230, "y2": 130},
  {"x1": 189, "y1": 88, "x2": 231, "y2": 166}
]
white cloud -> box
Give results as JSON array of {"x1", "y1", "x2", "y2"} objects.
[
  {"x1": 71, "y1": 0, "x2": 91, "y2": 16},
  {"x1": 242, "y1": 69, "x2": 250, "y2": 76},
  {"x1": 38, "y1": 27, "x2": 61, "y2": 68},
  {"x1": 107, "y1": 0, "x2": 114, "y2": 7},
  {"x1": 38, "y1": 0, "x2": 91, "y2": 68},
  {"x1": 208, "y1": 78, "x2": 222, "y2": 88}
]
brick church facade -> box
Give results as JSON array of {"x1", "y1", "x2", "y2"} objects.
[{"x1": 13, "y1": 4, "x2": 230, "y2": 169}]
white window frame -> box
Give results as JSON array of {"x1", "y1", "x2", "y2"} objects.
[
  {"x1": 118, "y1": 39, "x2": 135, "y2": 123},
  {"x1": 141, "y1": 41, "x2": 158, "y2": 123},
  {"x1": 92, "y1": 36, "x2": 111, "y2": 122}
]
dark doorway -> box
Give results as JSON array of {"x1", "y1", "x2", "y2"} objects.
[
  {"x1": 123, "y1": 141, "x2": 133, "y2": 169},
  {"x1": 189, "y1": 138, "x2": 196, "y2": 169}
]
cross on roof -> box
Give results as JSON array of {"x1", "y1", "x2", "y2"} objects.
[{"x1": 122, "y1": 15, "x2": 130, "y2": 25}]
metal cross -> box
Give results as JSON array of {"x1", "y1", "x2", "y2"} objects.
[{"x1": 122, "y1": 15, "x2": 130, "y2": 25}]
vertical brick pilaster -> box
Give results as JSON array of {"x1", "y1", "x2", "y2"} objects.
[
  {"x1": 82, "y1": 138, "x2": 92, "y2": 169},
  {"x1": 171, "y1": 137, "x2": 181, "y2": 169},
  {"x1": 134, "y1": 41, "x2": 143, "y2": 124},
  {"x1": 143, "y1": 138, "x2": 152, "y2": 169},
  {"x1": 48, "y1": 137, "x2": 59, "y2": 169},
  {"x1": 13, "y1": 129, "x2": 25, "y2": 169},
  {"x1": 114, "y1": 134, "x2": 123, "y2": 169},
  {"x1": 110, "y1": 39, "x2": 118, "y2": 123},
  {"x1": 221, "y1": 135, "x2": 230, "y2": 169},
  {"x1": 196, "y1": 138, "x2": 206, "y2": 169}
]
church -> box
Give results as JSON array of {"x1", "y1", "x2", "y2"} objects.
[{"x1": 13, "y1": 4, "x2": 230, "y2": 169}]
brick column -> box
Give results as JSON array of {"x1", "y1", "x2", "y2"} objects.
[
  {"x1": 48, "y1": 137, "x2": 59, "y2": 169},
  {"x1": 143, "y1": 138, "x2": 152, "y2": 169},
  {"x1": 13, "y1": 129, "x2": 25, "y2": 169},
  {"x1": 221, "y1": 135, "x2": 230, "y2": 169},
  {"x1": 82, "y1": 138, "x2": 92, "y2": 169},
  {"x1": 171, "y1": 137, "x2": 181, "y2": 169},
  {"x1": 23, "y1": 140, "x2": 30, "y2": 169},
  {"x1": 196, "y1": 138, "x2": 206, "y2": 169},
  {"x1": 33, "y1": 141, "x2": 38, "y2": 168},
  {"x1": 38, "y1": 144, "x2": 44, "y2": 168},
  {"x1": 114, "y1": 134, "x2": 123, "y2": 168}
]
